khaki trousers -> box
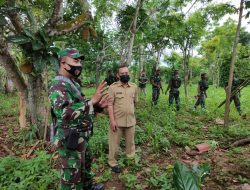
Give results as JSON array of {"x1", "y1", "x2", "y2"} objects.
[{"x1": 108, "y1": 126, "x2": 135, "y2": 167}]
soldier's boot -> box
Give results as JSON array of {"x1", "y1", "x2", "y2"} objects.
[
  {"x1": 89, "y1": 183, "x2": 105, "y2": 190},
  {"x1": 236, "y1": 106, "x2": 242, "y2": 116},
  {"x1": 152, "y1": 100, "x2": 157, "y2": 106},
  {"x1": 200, "y1": 98, "x2": 206, "y2": 109},
  {"x1": 194, "y1": 99, "x2": 199, "y2": 109},
  {"x1": 176, "y1": 106, "x2": 180, "y2": 111}
]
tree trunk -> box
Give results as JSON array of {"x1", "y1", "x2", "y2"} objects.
[
  {"x1": 189, "y1": 67, "x2": 192, "y2": 86},
  {"x1": 125, "y1": 0, "x2": 142, "y2": 66},
  {"x1": 27, "y1": 74, "x2": 49, "y2": 137},
  {"x1": 157, "y1": 50, "x2": 161, "y2": 66},
  {"x1": 0, "y1": 41, "x2": 28, "y2": 130},
  {"x1": 217, "y1": 66, "x2": 220, "y2": 88},
  {"x1": 212, "y1": 68, "x2": 216, "y2": 86},
  {"x1": 95, "y1": 53, "x2": 104, "y2": 89},
  {"x1": 215, "y1": 56, "x2": 220, "y2": 88},
  {"x1": 224, "y1": 0, "x2": 243, "y2": 127},
  {"x1": 4, "y1": 77, "x2": 14, "y2": 94},
  {"x1": 19, "y1": 91, "x2": 27, "y2": 128},
  {"x1": 95, "y1": 63, "x2": 101, "y2": 89},
  {"x1": 182, "y1": 50, "x2": 188, "y2": 98},
  {"x1": 138, "y1": 44, "x2": 144, "y2": 74},
  {"x1": 0, "y1": 43, "x2": 27, "y2": 95}
]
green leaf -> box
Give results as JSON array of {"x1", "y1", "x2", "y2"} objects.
[
  {"x1": 192, "y1": 164, "x2": 210, "y2": 183},
  {"x1": 38, "y1": 29, "x2": 48, "y2": 43},
  {"x1": 33, "y1": 56, "x2": 46, "y2": 73},
  {"x1": 48, "y1": 46, "x2": 61, "y2": 54},
  {"x1": 245, "y1": 11, "x2": 250, "y2": 19},
  {"x1": 0, "y1": 14, "x2": 7, "y2": 26},
  {"x1": 7, "y1": 34, "x2": 31, "y2": 44},
  {"x1": 23, "y1": 28, "x2": 35, "y2": 40},
  {"x1": 47, "y1": 55, "x2": 59, "y2": 69},
  {"x1": 245, "y1": 1, "x2": 250, "y2": 9},
  {"x1": 32, "y1": 40, "x2": 44, "y2": 50},
  {"x1": 0, "y1": 0, "x2": 6, "y2": 6},
  {"x1": 173, "y1": 162, "x2": 200, "y2": 190}
]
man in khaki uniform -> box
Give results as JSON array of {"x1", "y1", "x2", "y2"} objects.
[{"x1": 108, "y1": 65, "x2": 138, "y2": 173}]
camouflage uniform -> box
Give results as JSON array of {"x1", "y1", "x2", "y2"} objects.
[
  {"x1": 194, "y1": 80, "x2": 209, "y2": 109},
  {"x1": 227, "y1": 78, "x2": 242, "y2": 115},
  {"x1": 49, "y1": 76, "x2": 93, "y2": 190},
  {"x1": 151, "y1": 75, "x2": 161, "y2": 105},
  {"x1": 138, "y1": 75, "x2": 148, "y2": 95},
  {"x1": 168, "y1": 77, "x2": 181, "y2": 111}
]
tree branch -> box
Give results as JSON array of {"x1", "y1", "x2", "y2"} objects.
[
  {"x1": 44, "y1": 0, "x2": 64, "y2": 29},
  {"x1": 46, "y1": 12, "x2": 91, "y2": 37},
  {"x1": 8, "y1": 12, "x2": 23, "y2": 33},
  {"x1": 0, "y1": 40, "x2": 27, "y2": 95}
]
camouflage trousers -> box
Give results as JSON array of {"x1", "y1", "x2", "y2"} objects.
[
  {"x1": 169, "y1": 90, "x2": 180, "y2": 111},
  {"x1": 139, "y1": 87, "x2": 147, "y2": 96},
  {"x1": 58, "y1": 136, "x2": 92, "y2": 190},
  {"x1": 194, "y1": 93, "x2": 206, "y2": 109},
  {"x1": 152, "y1": 88, "x2": 160, "y2": 105},
  {"x1": 230, "y1": 95, "x2": 242, "y2": 115}
]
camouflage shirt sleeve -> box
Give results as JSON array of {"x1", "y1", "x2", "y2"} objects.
[{"x1": 49, "y1": 80, "x2": 90, "y2": 127}]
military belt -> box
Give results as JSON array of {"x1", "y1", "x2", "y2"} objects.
[{"x1": 62, "y1": 126, "x2": 91, "y2": 133}]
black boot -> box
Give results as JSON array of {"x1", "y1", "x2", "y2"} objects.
[{"x1": 90, "y1": 183, "x2": 105, "y2": 190}]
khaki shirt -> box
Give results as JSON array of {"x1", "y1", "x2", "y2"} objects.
[{"x1": 108, "y1": 81, "x2": 138, "y2": 127}]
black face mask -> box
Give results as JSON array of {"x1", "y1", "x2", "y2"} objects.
[
  {"x1": 65, "y1": 63, "x2": 82, "y2": 78},
  {"x1": 120, "y1": 75, "x2": 130, "y2": 83}
]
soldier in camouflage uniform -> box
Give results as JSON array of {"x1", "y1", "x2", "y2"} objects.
[
  {"x1": 194, "y1": 73, "x2": 209, "y2": 109},
  {"x1": 225, "y1": 72, "x2": 242, "y2": 115},
  {"x1": 105, "y1": 70, "x2": 118, "y2": 86},
  {"x1": 138, "y1": 71, "x2": 148, "y2": 96},
  {"x1": 150, "y1": 69, "x2": 163, "y2": 105},
  {"x1": 165, "y1": 70, "x2": 181, "y2": 111},
  {"x1": 49, "y1": 48, "x2": 107, "y2": 190}
]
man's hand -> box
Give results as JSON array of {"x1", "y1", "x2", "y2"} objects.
[
  {"x1": 92, "y1": 81, "x2": 108, "y2": 105},
  {"x1": 110, "y1": 120, "x2": 117, "y2": 132},
  {"x1": 99, "y1": 94, "x2": 112, "y2": 108}
]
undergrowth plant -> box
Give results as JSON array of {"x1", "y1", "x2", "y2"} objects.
[{"x1": 0, "y1": 151, "x2": 59, "y2": 190}]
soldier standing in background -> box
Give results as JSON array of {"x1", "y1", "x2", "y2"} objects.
[
  {"x1": 165, "y1": 70, "x2": 181, "y2": 111},
  {"x1": 194, "y1": 73, "x2": 209, "y2": 110},
  {"x1": 138, "y1": 71, "x2": 148, "y2": 96},
  {"x1": 225, "y1": 72, "x2": 243, "y2": 116},
  {"x1": 151, "y1": 69, "x2": 163, "y2": 105}
]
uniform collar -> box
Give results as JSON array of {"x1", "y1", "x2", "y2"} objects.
[{"x1": 117, "y1": 80, "x2": 131, "y2": 87}]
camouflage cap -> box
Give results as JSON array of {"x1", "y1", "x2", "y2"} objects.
[{"x1": 58, "y1": 48, "x2": 85, "y2": 60}]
